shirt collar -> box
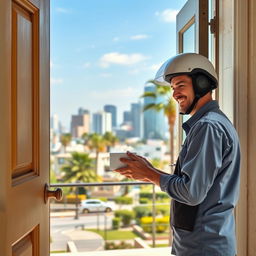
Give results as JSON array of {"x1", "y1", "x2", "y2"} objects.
[{"x1": 182, "y1": 100, "x2": 219, "y2": 135}]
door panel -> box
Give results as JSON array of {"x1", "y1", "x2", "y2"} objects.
[
  {"x1": 176, "y1": 0, "x2": 209, "y2": 145},
  {"x1": 0, "y1": 0, "x2": 50, "y2": 255},
  {"x1": 12, "y1": 226, "x2": 39, "y2": 256},
  {"x1": 12, "y1": 0, "x2": 39, "y2": 182}
]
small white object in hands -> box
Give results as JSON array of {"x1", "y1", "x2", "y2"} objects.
[{"x1": 109, "y1": 152, "x2": 130, "y2": 170}]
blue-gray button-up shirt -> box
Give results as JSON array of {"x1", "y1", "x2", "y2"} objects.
[{"x1": 160, "y1": 100, "x2": 240, "y2": 256}]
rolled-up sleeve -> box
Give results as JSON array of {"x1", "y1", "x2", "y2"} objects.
[{"x1": 160, "y1": 122, "x2": 226, "y2": 206}]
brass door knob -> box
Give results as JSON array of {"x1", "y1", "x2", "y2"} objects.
[{"x1": 44, "y1": 184, "x2": 63, "y2": 203}]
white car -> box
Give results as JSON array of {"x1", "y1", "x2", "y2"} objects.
[{"x1": 79, "y1": 199, "x2": 112, "y2": 213}]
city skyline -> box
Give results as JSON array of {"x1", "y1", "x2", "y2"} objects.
[
  {"x1": 52, "y1": 98, "x2": 168, "y2": 140},
  {"x1": 50, "y1": 0, "x2": 186, "y2": 129}
]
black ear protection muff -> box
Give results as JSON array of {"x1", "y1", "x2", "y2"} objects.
[
  {"x1": 182, "y1": 73, "x2": 213, "y2": 115},
  {"x1": 192, "y1": 74, "x2": 212, "y2": 97}
]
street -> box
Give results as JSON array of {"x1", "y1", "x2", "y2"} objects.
[{"x1": 50, "y1": 212, "x2": 113, "y2": 252}]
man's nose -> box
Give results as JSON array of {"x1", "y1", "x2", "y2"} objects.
[{"x1": 172, "y1": 89, "x2": 178, "y2": 98}]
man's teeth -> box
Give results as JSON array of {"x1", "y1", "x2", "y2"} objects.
[{"x1": 178, "y1": 97, "x2": 185, "y2": 103}]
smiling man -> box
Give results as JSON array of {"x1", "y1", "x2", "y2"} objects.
[{"x1": 115, "y1": 53, "x2": 241, "y2": 256}]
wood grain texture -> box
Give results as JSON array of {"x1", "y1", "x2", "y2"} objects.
[{"x1": 11, "y1": 0, "x2": 40, "y2": 184}]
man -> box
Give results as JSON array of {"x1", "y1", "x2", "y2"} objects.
[{"x1": 114, "y1": 53, "x2": 240, "y2": 256}]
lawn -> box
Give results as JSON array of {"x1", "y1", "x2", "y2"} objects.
[{"x1": 85, "y1": 229, "x2": 137, "y2": 240}]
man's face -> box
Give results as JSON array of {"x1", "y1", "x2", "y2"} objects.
[{"x1": 171, "y1": 75, "x2": 195, "y2": 114}]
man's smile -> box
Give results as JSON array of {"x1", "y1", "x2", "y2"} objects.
[{"x1": 175, "y1": 95, "x2": 187, "y2": 105}]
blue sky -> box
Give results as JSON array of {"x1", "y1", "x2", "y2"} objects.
[{"x1": 50, "y1": 0, "x2": 187, "y2": 130}]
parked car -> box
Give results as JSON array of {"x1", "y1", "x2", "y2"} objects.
[{"x1": 79, "y1": 199, "x2": 112, "y2": 213}]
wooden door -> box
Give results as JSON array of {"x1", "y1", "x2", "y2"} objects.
[{"x1": 0, "y1": 0, "x2": 50, "y2": 255}]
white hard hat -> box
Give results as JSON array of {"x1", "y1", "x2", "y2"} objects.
[
  {"x1": 155, "y1": 53, "x2": 218, "y2": 115},
  {"x1": 155, "y1": 53, "x2": 218, "y2": 89}
]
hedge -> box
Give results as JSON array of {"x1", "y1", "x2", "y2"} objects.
[
  {"x1": 139, "y1": 198, "x2": 149, "y2": 204},
  {"x1": 58, "y1": 194, "x2": 86, "y2": 204},
  {"x1": 139, "y1": 192, "x2": 169, "y2": 200},
  {"x1": 140, "y1": 216, "x2": 169, "y2": 233},
  {"x1": 133, "y1": 206, "x2": 151, "y2": 219},
  {"x1": 114, "y1": 196, "x2": 133, "y2": 205},
  {"x1": 112, "y1": 217, "x2": 121, "y2": 230},
  {"x1": 114, "y1": 210, "x2": 135, "y2": 226}
]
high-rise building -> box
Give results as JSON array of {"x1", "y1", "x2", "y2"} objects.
[
  {"x1": 143, "y1": 85, "x2": 167, "y2": 140},
  {"x1": 50, "y1": 114, "x2": 60, "y2": 134},
  {"x1": 92, "y1": 111, "x2": 112, "y2": 135},
  {"x1": 70, "y1": 109, "x2": 90, "y2": 138},
  {"x1": 131, "y1": 102, "x2": 142, "y2": 138},
  {"x1": 123, "y1": 111, "x2": 132, "y2": 123},
  {"x1": 104, "y1": 105, "x2": 117, "y2": 128},
  {"x1": 78, "y1": 107, "x2": 89, "y2": 116}
]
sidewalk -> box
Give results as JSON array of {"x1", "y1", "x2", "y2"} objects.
[
  {"x1": 51, "y1": 211, "x2": 75, "y2": 218},
  {"x1": 51, "y1": 228, "x2": 104, "y2": 252},
  {"x1": 63, "y1": 229, "x2": 104, "y2": 252}
]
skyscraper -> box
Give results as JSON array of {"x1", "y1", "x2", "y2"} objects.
[
  {"x1": 123, "y1": 111, "x2": 132, "y2": 123},
  {"x1": 92, "y1": 111, "x2": 112, "y2": 135},
  {"x1": 131, "y1": 102, "x2": 142, "y2": 138},
  {"x1": 143, "y1": 85, "x2": 167, "y2": 140},
  {"x1": 104, "y1": 105, "x2": 117, "y2": 128},
  {"x1": 50, "y1": 114, "x2": 61, "y2": 134},
  {"x1": 70, "y1": 109, "x2": 90, "y2": 138}
]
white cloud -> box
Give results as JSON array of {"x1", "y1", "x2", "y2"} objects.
[
  {"x1": 155, "y1": 9, "x2": 178, "y2": 23},
  {"x1": 113, "y1": 37, "x2": 120, "y2": 42},
  {"x1": 56, "y1": 7, "x2": 70, "y2": 13},
  {"x1": 130, "y1": 34, "x2": 149, "y2": 40},
  {"x1": 82, "y1": 62, "x2": 91, "y2": 69},
  {"x1": 99, "y1": 52, "x2": 149, "y2": 68},
  {"x1": 50, "y1": 61, "x2": 54, "y2": 69},
  {"x1": 51, "y1": 78, "x2": 63, "y2": 85}
]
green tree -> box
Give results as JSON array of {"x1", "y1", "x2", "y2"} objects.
[
  {"x1": 141, "y1": 80, "x2": 177, "y2": 164},
  {"x1": 50, "y1": 169, "x2": 58, "y2": 184},
  {"x1": 60, "y1": 133, "x2": 72, "y2": 153},
  {"x1": 83, "y1": 133, "x2": 107, "y2": 174},
  {"x1": 61, "y1": 152, "x2": 101, "y2": 185},
  {"x1": 103, "y1": 131, "x2": 119, "y2": 152}
]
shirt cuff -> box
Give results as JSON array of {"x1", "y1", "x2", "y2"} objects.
[{"x1": 159, "y1": 173, "x2": 172, "y2": 192}]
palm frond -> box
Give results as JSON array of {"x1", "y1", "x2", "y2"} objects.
[
  {"x1": 140, "y1": 91, "x2": 157, "y2": 98},
  {"x1": 143, "y1": 103, "x2": 157, "y2": 112}
]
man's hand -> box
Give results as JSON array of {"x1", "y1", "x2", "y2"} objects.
[{"x1": 114, "y1": 151, "x2": 161, "y2": 186}]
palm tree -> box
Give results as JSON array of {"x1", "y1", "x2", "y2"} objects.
[
  {"x1": 60, "y1": 133, "x2": 72, "y2": 153},
  {"x1": 61, "y1": 152, "x2": 101, "y2": 217},
  {"x1": 83, "y1": 133, "x2": 107, "y2": 175},
  {"x1": 61, "y1": 152, "x2": 101, "y2": 184},
  {"x1": 103, "y1": 131, "x2": 119, "y2": 152},
  {"x1": 141, "y1": 80, "x2": 177, "y2": 164}
]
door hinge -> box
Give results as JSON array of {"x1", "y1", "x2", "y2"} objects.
[{"x1": 209, "y1": 16, "x2": 217, "y2": 35}]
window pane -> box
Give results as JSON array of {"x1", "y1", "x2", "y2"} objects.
[
  {"x1": 181, "y1": 23, "x2": 195, "y2": 142},
  {"x1": 182, "y1": 23, "x2": 195, "y2": 53}
]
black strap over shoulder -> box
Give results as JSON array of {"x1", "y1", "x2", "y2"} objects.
[{"x1": 170, "y1": 157, "x2": 199, "y2": 231}]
